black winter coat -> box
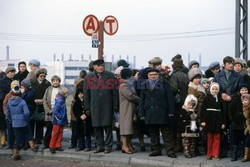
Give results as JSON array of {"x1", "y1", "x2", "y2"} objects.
[
  {"x1": 228, "y1": 93, "x2": 245, "y2": 130},
  {"x1": 15, "y1": 70, "x2": 29, "y2": 82},
  {"x1": 139, "y1": 79, "x2": 175, "y2": 125},
  {"x1": 72, "y1": 98, "x2": 92, "y2": 136},
  {"x1": 179, "y1": 108, "x2": 198, "y2": 133},
  {"x1": 201, "y1": 94, "x2": 226, "y2": 133}
]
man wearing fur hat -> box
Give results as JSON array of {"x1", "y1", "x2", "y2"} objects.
[
  {"x1": 26, "y1": 59, "x2": 40, "y2": 82},
  {"x1": 31, "y1": 68, "x2": 51, "y2": 144},
  {"x1": 139, "y1": 67, "x2": 176, "y2": 158},
  {"x1": 233, "y1": 58, "x2": 246, "y2": 76},
  {"x1": 169, "y1": 58, "x2": 189, "y2": 152},
  {"x1": 84, "y1": 59, "x2": 119, "y2": 154}
]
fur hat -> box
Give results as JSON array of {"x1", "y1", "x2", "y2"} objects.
[
  {"x1": 188, "y1": 68, "x2": 202, "y2": 81},
  {"x1": 35, "y1": 68, "x2": 47, "y2": 78},
  {"x1": 146, "y1": 67, "x2": 160, "y2": 75},
  {"x1": 29, "y1": 59, "x2": 40, "y2": 67},
  {"x1": 208, "y1": 61, "x2": 220, "y2": 70},
  {"x1": 5, "y1": 67, "x2": 16, "y2": 74},
  {"x1": 93, "y1": 59, "x2": 104, "y2": 65},
  {"x1": 148, "y1": 57, "x2": 162, "y2": 66},
  {"x1": 234, "y1": 58, "x2": 246, "y2": 67},
  {"x1": 184, "y1": 94, "x2": 198, "y2": 109},
  {"x1": 120, "y1": 68, "x2": 132, "y2": 79},
  {"x1": 210, "y1": 82, "x2": 220, "y2": 94},
  {"x1": 114, "y1": 66, "x2": 124, "y2": 75},
  {"x1": 117, "y1": 59, "x2": 129, "y2": 67},
  {"x1": 21, "y1": 78, "x2": 31, "y2": 89},
  {"x1": 188, "y1": 60, "x2": 199, "y2": 69},
  {"x1": 171, "y1": 54, "x2": 182, "y2": 62},
  {"x1": 172, "y1": 58, "x2": 183, "y2": 70},
  {"x1": 241, "y1": 93, "x2": 250, "y2": 102}
]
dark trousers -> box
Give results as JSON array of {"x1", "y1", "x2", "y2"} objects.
[
  {"x1": 78, "y1": 135, "x2": 91, "y2": 149},
  {"x1": 13, "y1": 126, "x2": 33, "y2": 150},
  {"x1": 31, "y1": 120, "x2": 44, "y2": 143},
  {"x1": 94, "y1": 126, "x2": 113, "y2": 149},
  {"x1": 148, "y1": 125, "x2": 175, "y2": 155},
  {"x1": 23, "y1": 121, "x2": 32, "y2": 146},
  {"x1": 43, "y1": 121, "x2": 53, "y2": 147},
  {"x1": 6, "y1": 120, "x2": 15, "y2": 149},
  {"x1": 245, "y1": 134, "x2": 250, "y2": 147},
  {"x1": 70, "y1": 121, "x2": 78, "y2": 147}
]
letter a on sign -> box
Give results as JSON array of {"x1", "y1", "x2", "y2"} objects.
[
  {"x1": 103, "y1": 15, "x2": 119, "y2": 35},
  {"x1": 82, "y1": 15, "x2": 99, "y2": 36}
]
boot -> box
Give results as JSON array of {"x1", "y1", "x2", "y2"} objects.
[
  {"x1": 12, "y1": 148, "x2": 21, "y2": 161},
  {"x1": 28, "y1": 141, "x2": 39, "y2": 152},
  {"x1": 231, "y1": 145, "x2": 238, "y2": 161},
  {"x1": 242, "y1": 147, "x2": 250, "y2": 162}
]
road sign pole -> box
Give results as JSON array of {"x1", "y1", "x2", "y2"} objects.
[{"x1": 98, "y1": 21, "x2": 104, "y2": 60}]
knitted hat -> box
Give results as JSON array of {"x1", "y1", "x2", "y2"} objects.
[
  {"x1": 184, "y1": 94, "x2": 198, "y2": 109},
  {"x1": 114, "y1": 66, "x2": 124, "y2": 75},
  {"x1": 210, "y1": 82, "x2": 220, "y2": 94},
  {"x1": 172, "y1": 58, "x2": 183, "y2": 70},
  {"x1": 21, "y1": 78, "x2": 31, "y2": 89},
  {"x1": 148, "y1": 57, "x2": 162, "y2": 66},
  {"x1": 120, "y1": 68, "x2": 132, "y2": 79},
  {"x1": 208, "y1": 61, "x2": 220, "y2": 70},
  {"x1": 188, "y1": 68, "x2": 202, "y2": 81},
  {"x1": 35, "y1": 68, "x2": 47, "y2": 78},
  {"x1": 234, "y1": 58, "x2": 246, "y2": 67},
  {"x1": 200, "y1": 78, "x2": 209, "y2": 85},
  {"x1": 239, "y1": 83, "x2": 249, "y2": 91},
  {"x1": 188, "y1": 60, "x2": 199, "y2": 69},
  {"x1": 5, "y1": 67, "x2": 16, "y2": 73},
  {"x1": 11, "y1": 80, "x2": 21, "y2": 95},
  {"x1": 117, "y1": 59, "x2": 129, "y2": 67},
  {"x1": 11, "y1": 80, "x2": 20, "y2": 90},
  {"x1": 29, "y1": 59, "x2": 40, "y2": 67}
]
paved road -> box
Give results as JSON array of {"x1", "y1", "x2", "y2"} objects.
[{"x1": 0, "y1": 154, "x2": 129, "y2": 167}]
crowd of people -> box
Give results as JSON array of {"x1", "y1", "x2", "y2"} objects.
[{"x1": 0, "y1": 55, "x2": 250, "y2": 163}]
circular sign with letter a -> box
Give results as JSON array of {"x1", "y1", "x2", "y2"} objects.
[
  {"x1": 82, "y1": 15, "x2": 99, "y2": 36},
  {"x1": 103, "y1": 15, "x2": 119, "y2": 35}
]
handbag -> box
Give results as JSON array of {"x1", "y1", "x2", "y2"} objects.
[
  {"x1": 181, "y1": 125, "x2": 200, "y2": 138},
  {"x1": 31, "y1": 105, "x2": 45, "y2": 121}
]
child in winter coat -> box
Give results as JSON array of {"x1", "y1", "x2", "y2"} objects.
[
  {"x1": 49, "y1": 87, "x2": 68, "y2": 154},
  {"x1": 201, "y1": 82, "x2": 226, "y2": 160},
  {"x1": 241, "y1": 93, "x2": 250, "y2": 162},
  {"x1": 228, "y1": 83, "x2": 249, "y2": 161},
  {"x1": 72, "y1": 88, "x2": 92, "y2": 151},
  {"x1": 180, "y1": 94, "x2": 199, "y2": 158},
  {"x1": 6, "y1": 80, "x2": 38, "y2": 161}
]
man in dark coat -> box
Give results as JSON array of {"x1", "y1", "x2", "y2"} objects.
[
  {"x1": 139, "y1": 67, "x2": 177, "y2": 158},
  {"x1": 169, "y1": 58, "x2": 189, "y2": 152},
  {"x1": 214, "y1": 56, "x2": 243, "y2": 158},
  {"x1": 84, "y1": 59, "x2": 119, "y2": 154},
  {"x1": 0, "y1": 67, "x2": 16, "y2": 148}
]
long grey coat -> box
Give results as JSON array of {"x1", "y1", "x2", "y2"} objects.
[
  {"x1": 84, "y1": 71, "x2": 119, "y2": 127},
  {"x1": 119, "y1": 80, "x2": 139, "y2": 135},
  {"x1": 43, "y1": 86, "x2": 62, "y2": 121}
]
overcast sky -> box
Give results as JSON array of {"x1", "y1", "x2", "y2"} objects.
[{"x1": 0, "y1": 0, "x2": 248, "y2": 68}]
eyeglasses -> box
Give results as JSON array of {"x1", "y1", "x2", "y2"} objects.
[{"x1": 39, "y1": 75, "x2": 46, "y2": 78}]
